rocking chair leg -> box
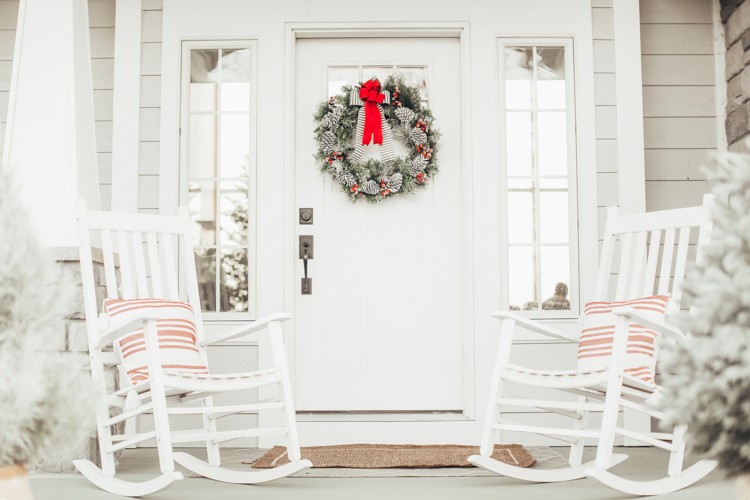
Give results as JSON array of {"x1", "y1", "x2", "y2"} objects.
[
  {"x1": 143, "y1": 321, "x2": 176, "y2": 474},
  {"x1": 92, "y1": 384, "x2": 117, "y2": 477},
  {"x1": 202, "y1": 396, "x2": 221, "y2": 467},
  {"x1": 668, "y1": 425, "x2": 688, "y2": 477},
  {"x1": 268, "y1": 321, "x2": 303, "y2": 461},
  {"x1": 479, "y1": 318, "x2": 515, "y2": 457},
  {"x1": 97, "y1": 424, "x2": 117, "y2": 478},
  {"x1": 568, "y1": 396, "x2": 590, "y2": 467}
]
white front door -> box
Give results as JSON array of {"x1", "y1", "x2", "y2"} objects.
[{"x1": 293, "y1": 37, "x2": 466, "y2": 412}]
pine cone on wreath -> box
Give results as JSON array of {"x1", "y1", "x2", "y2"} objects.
[
  {"x1": 321, "y1": 106, "x2": 343, "y2": 129},
  {"x1": 388, "y1": 173, "x2": 403, "y2": 193},
  {"x1": 395, "y1": 107, "x2": 415, "y2": 124},
  {"x1": 408, "y1": 127, "x2": 428, "y2": 145},
  {"x1": 320, "y1": 131, "x2": 337, "y2": 154},
  {"x1": 410, "y1": 156, "x2": 427, "y2": 176},
  {"x1": 360, "y1": 180, "x2": 380, "y2": 195},
  {"x1": 336, "y1": 170, "x2": 356, "y2": 188}
]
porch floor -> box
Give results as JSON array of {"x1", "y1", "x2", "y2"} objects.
[{"x1": 29, "y1": 447, "x2": 733, "y2": 499}]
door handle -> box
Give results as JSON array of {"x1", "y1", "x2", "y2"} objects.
[{"x1": 299, "y1": 235, "x2": 313, "y2": 294}]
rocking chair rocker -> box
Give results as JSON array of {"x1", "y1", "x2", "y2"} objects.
[
  {"x1": 73, "y1": 201, "x2": 311, "y2": 496},
  {"x1": 469, "y1": 195, "x2": 717, "y2": 496}
]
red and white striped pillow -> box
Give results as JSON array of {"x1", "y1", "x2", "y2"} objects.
[
  {"x1": 577, "y1": 295, "x2": 670, "y2": 385},
  {"x1": 104, "y1": 298, "x2": 208, "y2": 385}
]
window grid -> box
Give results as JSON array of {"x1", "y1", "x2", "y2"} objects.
[
  {"x1": 504, "y1": 43, "x2": 576, "y2": 315},
  {"x1": 328, "y1": 65, "x2": 429, "y2": 105},
  {"x1": 185, "y1": 45, "x2": 254, "y2": 316}
]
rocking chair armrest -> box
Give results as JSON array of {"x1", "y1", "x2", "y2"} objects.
[
  {"x1": 97, "y1": 313, "x2": 160, "y2": 348},
  {"x1": 611, "y1": 307, "x2": 687, "y2": 342},
  {"x1": 491, "y1": 310, "x2": 578, "y2": 342},
  {"x1": 200, "y1": 313, "x2": 293, "y2": 346}
]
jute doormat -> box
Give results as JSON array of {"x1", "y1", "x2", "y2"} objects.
[{"x1": 251, "y1": 444, "x2": 535, "y2": 469}]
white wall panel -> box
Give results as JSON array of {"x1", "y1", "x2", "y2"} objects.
[{"x1": 640, "y1": 0, "x2": 716, "y2": 211}]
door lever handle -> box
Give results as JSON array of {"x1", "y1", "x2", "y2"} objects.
[
  {"x1": 302, "y1": 247, "x2": 309, "y2": 286},
  {"x1": 299, "y1": 235, "x2": 313, "y2": 294}
]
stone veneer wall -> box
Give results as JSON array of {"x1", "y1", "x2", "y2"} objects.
[
  {"x1": 722, "y1": 0, "x2": 750, "y2": 147},
  {"x1": 40, "y1": 248, "x2": 118, "y2": 472}
]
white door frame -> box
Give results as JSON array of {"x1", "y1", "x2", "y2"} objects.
[{"x1": 281, "y1": 22, "x2": 475, "y2": 424}]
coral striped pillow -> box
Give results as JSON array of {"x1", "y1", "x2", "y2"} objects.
[
  {"x1": 577, "y1": 295, "x2": 670, "y2": 385},
  {"x1": 104, "y1": 298, "x2": 208, "y2": 385}
]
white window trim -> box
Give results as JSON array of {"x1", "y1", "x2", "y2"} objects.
[
  {"x1": 497, "y1": 38, "x2": 580, "y2": 320},
  {"x1": 178, "y1": 40, "x2": 259, "y2": 321}
]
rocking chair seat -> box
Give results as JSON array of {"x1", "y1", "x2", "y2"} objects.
[
  {"x1": 114, "y1": 368, "x2": 282, "y2": 397},
  {"x1": 163, "y1": 367, "x2": 278, "y2": 380},
  {"x1": 503, "y1": 364, "x2": 656, "y2": 393},
  {"x1": 162, "y1": 368, "x2": 282, "y2": 392}
]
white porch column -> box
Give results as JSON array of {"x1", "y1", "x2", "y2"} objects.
[
  {"x1": 111, "y1": 0, "x2": 142, "y2": 212},
  {"x1": 613, "y1": 0, "x2": 648, "y2": 445},
  {"x1": 613, "y1": 0, "x2": 646, "y2": 215},
  {"x1": 1, "y1": 0, "x2": 100, "y2": 247}
]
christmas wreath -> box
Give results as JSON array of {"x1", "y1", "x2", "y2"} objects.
[{"x1": 313, "y1": 75, "x2": 440, "y2": 202}]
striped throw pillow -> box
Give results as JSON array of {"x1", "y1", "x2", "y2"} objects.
[
  {"x1": 104, "y1": 298, "x2": 208, "y2": 385},
  {"x1": 577, "y1": 295, "x2": 669, "y2": 384}
]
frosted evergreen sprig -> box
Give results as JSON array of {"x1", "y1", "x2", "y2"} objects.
[
  {"x1": 658, "y1": 149, "x2": 750, "y2": 476},
  {"x1": 0, "y1": 172, "x2": 97, "y2": 467}
]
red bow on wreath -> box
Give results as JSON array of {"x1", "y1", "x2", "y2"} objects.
[{"x1": 359, "y1": 79, "x2": 385, "y2": 146}]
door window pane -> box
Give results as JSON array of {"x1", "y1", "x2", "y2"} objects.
[
  {"x1": 537, "y1": 111, "x2": 567, "y2": 176},
  {"x1": 505, "y1": 47, "x2": 532, "y2": 109},
  {"x1": 508, "y1": 246, "x2": 535, "y2": 310},
  {"x1": 217, "y1": 49, "x2": 250, "y2": 82},
  {"x1": 188, "y1": 180, "x2": 217, "y2": 246},
  {"x1": 195, "y1": 248, "x2": 217, "y2": 312},
  {"x1": 328, "y1": 66, "x2": 359, "y2": 97},
  {"x1": 506, "y1": 112, "x2": 533, "y2": 177},
  {"x1": 191, "y1": 50, "x2": 220, "y2": 83},
  {"x1": 395, "y1": 66, "x2": 428, "y2": 98},
  {"x1": 539, "y1": 191, "x2": 569, "y2": 244},
  {"x1": 220, "y1": 180, "x2": 249, "y2": 246},
  {"x1": 221, "y1": 83, "x2": 250, "y2": 112},
  {"x1": 219, "y1": 114, "x2": 250, "y2": 178},
  {"x1": 508, "y1": 192, "x2": 534, "y2": 244},
  {"x1": 536, "y1": 47, "x2": 566, "y2": 109},
  {"x1": 221, "y1": 249, "x2": 249, "y2": 312},
  {"x1": 540, "y1": 246, "x2": 570, "y2": 310},
  {"x1": 189, "y1": 115, "x2": 217, "y2": 178},
  {"x1": 190, "y1": 83, "x2": 217, "y2": 112},
  {"x1": 362, "y1": 66, "x2": 392, "y2": 86}
]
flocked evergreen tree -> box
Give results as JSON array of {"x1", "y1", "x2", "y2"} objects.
[
  {"x1": 659, "y1": 151, "x2": 750, "y2": 476},
  {"x1": 0, "y1": 171, "x2": 95, "y2": 469}
]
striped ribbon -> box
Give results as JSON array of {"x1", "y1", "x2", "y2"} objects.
[
  {"x1": 350, "y1": 105, "x2": 396, "y2": 162},
  {"x1": 349, "y1": 88, "x2": 395, "y2": 162},
  {"x1": 350, "y1": 89, "x2": 391, "y2": 106}
]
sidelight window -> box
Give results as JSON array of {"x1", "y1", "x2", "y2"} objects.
[
  {"x1": 500, "y1": 40, "x2": 579, "y2": 317},
  {"x1": 181, "y1": 42, "x2": 257, "y2": 318}
]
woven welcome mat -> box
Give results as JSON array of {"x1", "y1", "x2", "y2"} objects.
[{"x1": 251, "y1": 444, "x2": 535, "y2": 469}]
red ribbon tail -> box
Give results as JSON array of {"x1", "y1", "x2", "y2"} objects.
[{"x1": 362, "y1": 101, "x2": 383, "y2": 146}]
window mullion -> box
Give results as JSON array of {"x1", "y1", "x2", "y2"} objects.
[
  {"x1": 214, "y1": 49, "x2": 223, "y2": 312},
  {"x1": 531, "y1": 47, "x2": 542, "y2": 309}
]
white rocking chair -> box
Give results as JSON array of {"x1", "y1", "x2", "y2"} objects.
[
  {"x1": 469, "y1": 195, "x2": 718, "y2": 496},
  {"x1": 73, "y1": 202, "x2": 311, "y2": 496}
]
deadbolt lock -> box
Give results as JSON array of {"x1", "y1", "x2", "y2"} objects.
[{"x1": 299, "y1": 208, "x2": 313, "y2": 225}]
